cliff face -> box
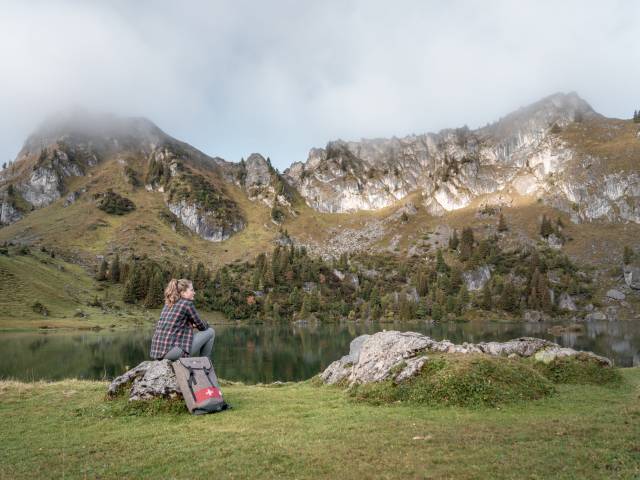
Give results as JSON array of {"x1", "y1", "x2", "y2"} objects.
[{"x1": 283, "y1": 92, "x2": 640, "y2": 224}]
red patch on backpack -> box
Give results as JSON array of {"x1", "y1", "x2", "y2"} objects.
[{"x1": 194, "y1": 386, "x2": 222, "y2": 402}]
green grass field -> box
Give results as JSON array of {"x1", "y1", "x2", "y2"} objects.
[
  {"x1": 1, "y1": 368, "x2": 639, "y2": 479},
  {"x1": 0, "y1": 247, "x2": 153, "y2": 330}
]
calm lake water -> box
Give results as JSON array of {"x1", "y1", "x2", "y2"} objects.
[{"x1": 1, "y1": 319, "x2": 638, "y2": 382}]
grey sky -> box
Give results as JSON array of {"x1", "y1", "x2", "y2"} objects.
[{"x1": 1, "y1": 0, "x2": 639, "y2": 170}]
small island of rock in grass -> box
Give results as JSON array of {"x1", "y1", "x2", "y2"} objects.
[{"x1": 318, "y1": 332, "x2": 620, "y2": 407}]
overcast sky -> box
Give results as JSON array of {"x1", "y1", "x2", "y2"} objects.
[{"x1": 1, "y1": 0, "x2": 639, "y2": 170}]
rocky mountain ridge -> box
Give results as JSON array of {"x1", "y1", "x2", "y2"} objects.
[
  {"x1": 1, "y1": 92, "x2": 639, "y2": 253},
  {"x1": 284, "y1": 92, "x2": 640, "y2": 224}
]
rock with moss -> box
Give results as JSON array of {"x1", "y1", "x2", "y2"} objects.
[
  {"x1": 107, "y1": 360, "x2": 181, "y2": 401},
  {"x1": 320, "y1": 331, "x2": 614, "y2": 388}
]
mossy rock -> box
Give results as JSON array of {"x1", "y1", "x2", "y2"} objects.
[
  {"x1": 530, "y1": 355, "x2": 622, "y2": 385},
  {"x1": 349, "y1": 354, "x2": 555, "y2": 408}
]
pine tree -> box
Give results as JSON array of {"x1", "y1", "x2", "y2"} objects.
[
  {"x1": 415, "y1": 269, "x2": 429, "y2": 296},
  {"x1": 623, "y1": 245, "x2": 635, "y2": 265},
  {"x1": 144, "y1": 271, "x2": 165, "y2": 308},
  {"x1": 193, "y1": 262, "x2": 208, "y2": 290},
  {"x1": 448, "y1": 229, "x2": 459, "y2": 250},
  {"x1": 497, "y1": 213, "x2": 508, "y2": 232},
  {"x1": 538, "y1": 273, "x2": 552, "y2": 313},
  {"x1": 436, "y1": 248, "x2": 449, "y2": 273},
  {"x1": 481, "y1": 282, "x2": 492, "y2": 310},
  {"x1": 97, "y1": 258, "x2": 109, "y2": 281},
  {"x1": 460, "y1": 227, "x2": 474, "y2": 261},
  {"x1": 110, "y1": 254, "x2": 121, "y2": 283},
  {"x1": 540, "y1": 215, "x2": 554, "y2": 238}
]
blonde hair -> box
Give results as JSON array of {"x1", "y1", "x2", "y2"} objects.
[{"x1": 164, "y1": 278, "x2": 193, "y2": 307}]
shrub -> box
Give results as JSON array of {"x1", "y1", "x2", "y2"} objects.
[
  {"x1": 95, "y1": 190, "x2": 136, "y2": 215},
  {"x1": 31, "y1": 301, "x2": 49, "y2": 316}
]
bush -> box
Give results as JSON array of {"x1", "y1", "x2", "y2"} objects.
[
  {"x1": 31, "y1": 301, "x2": 49, "y2": 316},
  {"x1": 95, "y1": 190, "x2": 136, "y2": 215},
  {"x1": 349, "y1": 354, "x2": 555, "y2": 407}
]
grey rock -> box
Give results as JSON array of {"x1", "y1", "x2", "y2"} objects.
[
  {"x1": 107, "y1": 360, "x2": 181, "y2": 401},
  {"x1": 606, "y1": 289, "x2": 626, "y2": 301},
  {"x1": 463, "y1": 265, "x2": 491, "y2": 291},
  {"x1": 546, "y1": 233, "x2": 563, "y2": 250},
  {"x1": 534, "y1": 347, "x2": 612, "y2": 367},
  {"x1": 623, "y1": 265, "x2": 640, "y2": 290},
  {"x1": 394, "y1": 356, "x2": 429, "y2": 383},
  {"x1": 0, "y1": 199, "x2": 22, "y2": 225},
  {"x1": 349, "y1": 331, "x2": 432, "y2": 384},
  {"x1": 558, "y1": 292, "x2": 577, "y2": 311},
  {"x1": 523, "y1": 310, "x2": 548, "y2": 322},
  {"x1": 584, "y1": 311, "x2": 607, "y2": 321},
  {"x1": 168, "y1": 200, "x2": 244, "y2": 242},
  {"x1": 320, "y1": 331, "x2": 613, "y2": 387}
]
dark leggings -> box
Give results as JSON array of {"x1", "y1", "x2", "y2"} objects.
[{"x1": 163, "y1": 327, "x2": 215, "y2": 360}]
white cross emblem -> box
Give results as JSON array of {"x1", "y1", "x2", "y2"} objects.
[{"x1": 205, "y1": 388, "x2": 215, "y2": 397}]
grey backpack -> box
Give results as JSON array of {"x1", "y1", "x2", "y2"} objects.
[{"x1": 172, "y1": 357, "x2": 229, "y2": 415}]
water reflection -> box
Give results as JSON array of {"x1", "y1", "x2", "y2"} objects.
[{"x1": 0, "y1": 318, "x2": 638, "y2": 382}]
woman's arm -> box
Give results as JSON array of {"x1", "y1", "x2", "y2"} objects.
[{"x1": 185, "y1": 301, "x2": 209, "y2": 331}]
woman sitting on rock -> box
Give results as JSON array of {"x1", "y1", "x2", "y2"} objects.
[{"x1": 150, "y1": 279, "x2": 215, "y2": 361}]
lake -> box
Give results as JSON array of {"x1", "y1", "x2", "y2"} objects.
[{"x1": 1, "y1": 318, "x2": 638, "y2": 383}]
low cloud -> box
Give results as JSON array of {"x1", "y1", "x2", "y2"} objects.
[{"x1": 1, "y1": 0, "x2": 639, "y2": 169}]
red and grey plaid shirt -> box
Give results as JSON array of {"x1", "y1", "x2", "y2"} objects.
[{"x1": 150, "y1": 299, "x2": 209, "y2": 359}]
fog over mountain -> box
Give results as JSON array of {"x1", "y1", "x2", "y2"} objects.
[{"x1": 1, "y1": 0, "x2": 639, "y2": 170}]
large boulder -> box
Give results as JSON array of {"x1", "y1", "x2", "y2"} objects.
[
  {"x1": 107, "y1": 360, "x2": 181, "y2": 401},
  {"x1": 320, "y1": 331, "x2": 613, "y2": 387}
]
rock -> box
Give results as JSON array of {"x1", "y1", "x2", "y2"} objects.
[
  {"x1": 168, "y1": 200, "x2": 244, "y2": 242},
  {"x1": 107, "y1": 360, "x2": 181, "y2": 401},
  {"x1": 546, "y1": 233, "x2": 563, "y2": 250},
  {"x1": 584, "y1": 311, "x2": 606, "y2": 321},
  {"x1": 64, "y1": 191, "x2": 80, "y2": 207},
  {"x1": 606, "y1": 289, "x2": 626, "y2": 301},
  {"x1": 523, "y1": 310, "x2": 548, "y2": 322},
  {"x1": 558, "y1": 292, "x2": 577, "y2": 311},
  {"x1": 534, "y1": 347, "x2": 612, "y2": 367},
  {"x1": 463, "y1": 265, "x2": 491, "y2": 291},
  {"x1": 349, "y1": 331, "x2": 432, "y2": 384},
  {"x1": 320, "y1": 331, "x2": 613, "y2": 387},
  {"x1": 623, "y1": 265, "x2": 640, "y2": 290},
  {"x1": 321, "y1": 335, "x2": 370, "y2": 385}
]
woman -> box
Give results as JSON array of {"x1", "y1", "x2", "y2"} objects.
[{"x1": 150, "y1": 278, "x2": 215, "y2": 361}]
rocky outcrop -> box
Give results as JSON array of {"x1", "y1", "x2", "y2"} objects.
[
  {"x1": 107, "y1": 360, "x2": 181, "y2": 401},
  {"x1": 167, "y1": 200, "x2": 244, "y2": 242},
  {"x1": 285, "y1": 93, "x2": 596, "y2": 213},
  {"x1": 623, "y1": 265, "x2": 640, "y2": 290},
  {"x1": 463, "y1": 265, "x2": 491, "y2": 291},
  {"x1": 0, "y1": 198, "x2": 22, "y2": 225},
  {"x1": 320, "y1": 331, "x2": 612, "y2": 386}
]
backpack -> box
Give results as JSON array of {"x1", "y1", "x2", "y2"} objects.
[{"x1": 172, "y1": 357, "x2": 230, "y2": 415}]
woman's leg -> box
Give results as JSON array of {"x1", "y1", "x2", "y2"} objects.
[
  {"x1": 162, "y1": 346, "x2": 184, "y2": 361},
  {"x1": 190, "y1": 327, "x2": 215, "y2": 357}
]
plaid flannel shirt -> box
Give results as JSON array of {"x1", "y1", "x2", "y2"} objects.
[{"x1": 150, "y1": 299, "x2": 209, "y2": 359}]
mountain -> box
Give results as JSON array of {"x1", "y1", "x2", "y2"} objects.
[
  {"x1": 284, "y1": 92, "x2": 639, "y2": 225},
  {"x1": 0, "y1": 93, "x2": 639, "y2": 271}
]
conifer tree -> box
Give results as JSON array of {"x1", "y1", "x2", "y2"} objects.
[
  {"x1": 460, "y1": 227, "x2": 474, "y2": 261},
  {"x1": 481, "y1": 282, "x2": 492, "y2": 310},
  {"x1": 436, "y1": 248, "x2": 449, "y2": 272},
  {"x1": 540, "y1": 214, "x2": 554, "y2": 238},
  {"x1": 110, "y1": 254, "x2": 121, "y2": 283},
  {"x1": 144, "y1": 271, "x2": 165, "y2": 308},
  {"x1": 538, "y1": 273, "x2": 552, "y2": 313},
  {"x1": 448, "y1": 229, "x2": 459, "y2": 250},
  {"x1": 97, "y1": 258, "x2": 108, "y2": 281},
  {"x1": 497, "y1": 213, "x2": 508, "y2": 232}
]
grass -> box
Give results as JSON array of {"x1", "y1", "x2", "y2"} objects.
[
  {"x1": 0, "y1": 247, "x2": 152, "y2": 330},
  {"x1": 0, "y1": 369, "x2": 639, "y2": 479}
]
